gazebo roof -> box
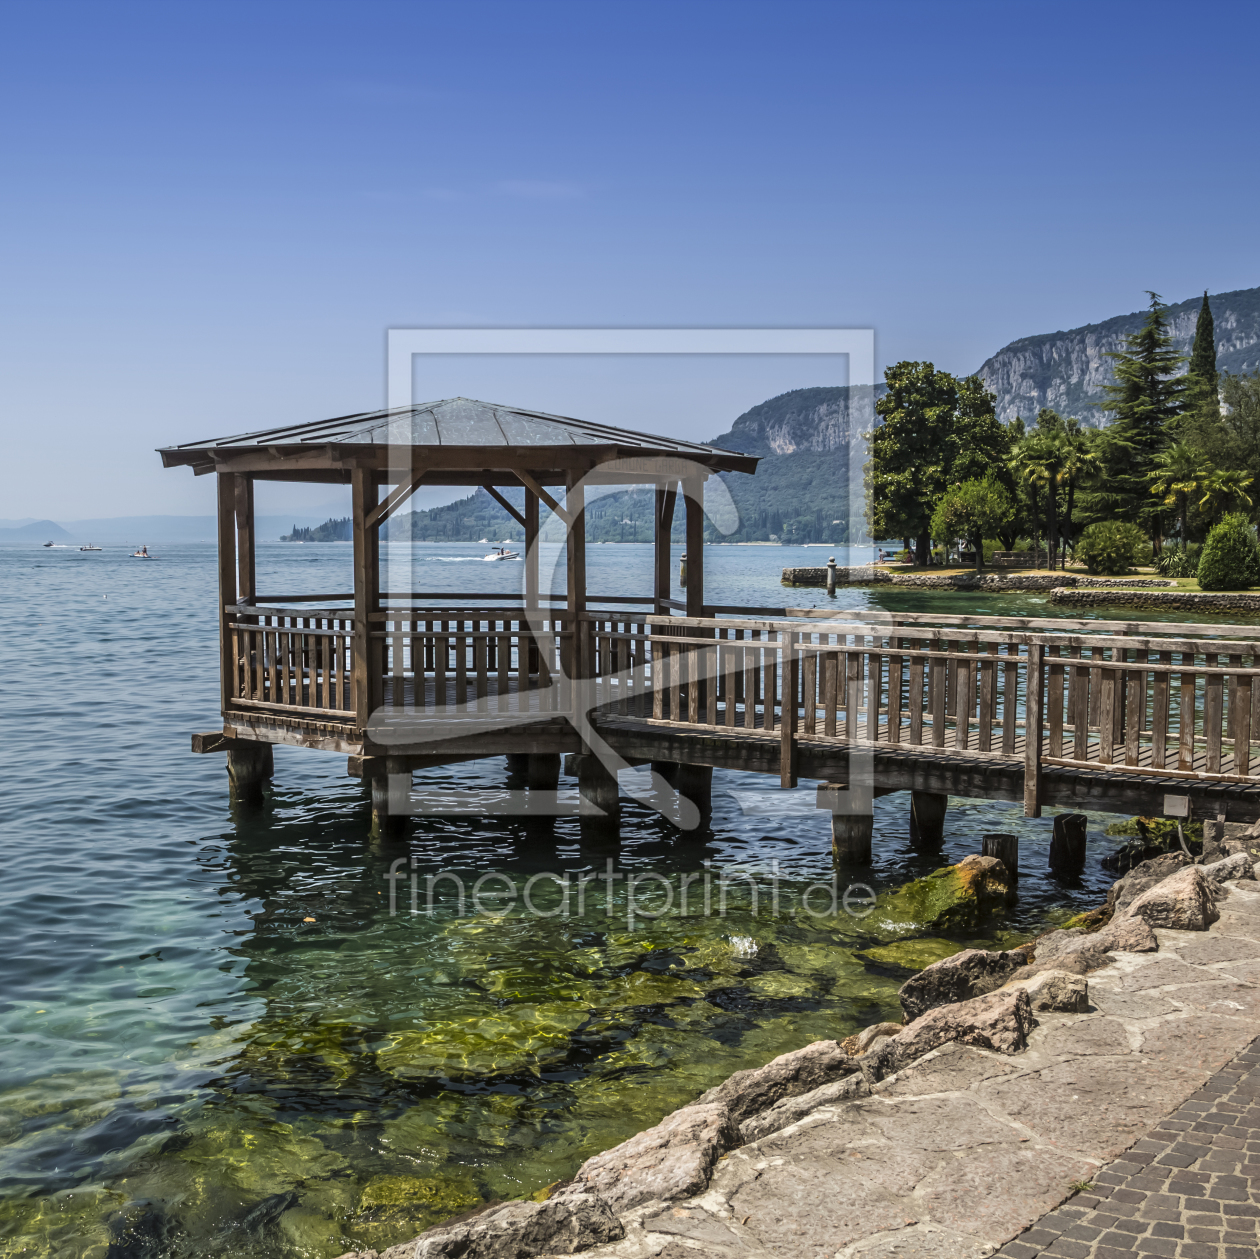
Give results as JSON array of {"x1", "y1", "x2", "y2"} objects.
[{"x1": 159, "y1": 397, "x2": 759, "y2": 482}]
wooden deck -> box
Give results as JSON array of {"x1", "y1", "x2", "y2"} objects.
[{"x1": 215, "y1": 603, "x2": 1260, "y2": 823}]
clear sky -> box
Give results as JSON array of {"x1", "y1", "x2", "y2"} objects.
[{"x1": 2, "y1": 0, "x2": 1257, "y2": 519}]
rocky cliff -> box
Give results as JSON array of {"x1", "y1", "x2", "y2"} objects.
[
  {"x1": 976, "y1": 285, "x2": 1260, "y2": 425},
  {"x1": 707, "y1": 384, "x2": 882, "y2": 456}
]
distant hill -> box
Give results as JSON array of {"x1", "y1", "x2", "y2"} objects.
[
  {"x1": 283, "y1": 517, "x2": 351, "y2": 542},
  {"x1": 976, "y1": 285, "x2": 1260, "y2": 425},
  {"x1": 0, "y1": 519, "x2": 70, "y2": 541}
]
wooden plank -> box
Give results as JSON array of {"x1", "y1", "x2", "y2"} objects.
[
  {"x1": 1098, "y1": 665, "x2": 1115, "y2": 764},
  {"x1": 866, "y1": 646, "x2": 881, "y2": 743},
  {"x1": 931, "y1": 638, "x2": 947, "y2": 748},
  {"x1": 1002, "y1": 649, "x2": 1018, "y2": 757},
  {"x1": 684, "y1": 475, "x2": 705, "y2": 620},
  {"x1": 978, "y1": 642, "x2": 996, "y2": 753},
  {"x1": 705, "y1": 636, "x2": 718, "y2": 725},
  {"x1": 780, "y1": 633, "x2": 798, "y2": 787},
  {"x1": 1235, "y1": 674, "x2": 1253, "y2": 777},
  {"x1": 1124, "y1": 664, "x2": 1141, "y2": 766},
  {"x1": 234, "y1": 474, "x2": 255, "y2": 602},
  {"x1": 888, "y1": 644, "x2": 903, "y2": 745},
  {"x1": 474, "y1": 628, "x2": 489, "y2": 711},
  {"x1": 1073, "y1": 651, "x2": 1089, "y2": 763},
  {"x1": 1205, "y1": 662, "x2": 1224, "y2": 774},
  {"x1": 909, "y1": 640, "x2": 925, "y2": 745},
  {"x1": 515, "y1": 468, "x2": 572, "y2": 527},
  {"x1": 455, "y1": 624, "x2": 468, "y2": 711},
  {"x1": 802, "y1": 649, "x2": 817, "y2": 735},
  {"x1": 1179, "y1": 667, "x2": 1197, "y2": 772},
  {"x1": 365, "y1": 468, "x2": 429, "y2": 530},
  {"x1": 823, "y1": 647, "x2": 839, "y2": 737},
  {"x1": 956, "y1": 640, "x2": 975, "y2": 751},
  {"x1": 724, "y1": 642, "x2": 737, "y2": 727},
  {"x1": 744, "y1": 635, "x2": 758, "y2": 730},
  {"x1": 1152, "y1": 651, "x2": 1170, "y2": 769},
  {"x1": 1047, "y1": 644, "x2": 1064, "y2": 758},
  {"x1": 654, "y1": 484, "x2": 678, "y2": 615},
  {"x1": 350, "y1": 466, "x2": 378, "y2": 730},
  {"x1": 566, "y1": 471, "x2": 586, "y2": 686},
  {"x1": 847, "y1": 649, "x2": 862, "y2": 744},
  {"x1": 1024, "y1": 642, "x2": 1044, "y2": 817}
]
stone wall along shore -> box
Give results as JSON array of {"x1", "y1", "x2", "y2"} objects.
[
  {"x1": 332, "y1": 833, "x2": 1260, "y2": 1259},
  {"x1": 780, "y1": 567, "x2": 1174, "y2": 592},
  {"x1": 1051, "y1": 587, "x2": 1260, "y2": 611}
]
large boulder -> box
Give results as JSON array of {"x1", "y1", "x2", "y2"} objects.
[
  {"x1": 863, "y1": 987, "x2": 1036, "y2": 1081},
  {"x1": 1123, "y1": 865, "x2": 1219, "y2": 931},
  {"x1": 1200, "y1": 851, "x2": 1256, "y2": 887},
  {"x1": 573, "y1": 1103, "x2": 738, "y2": 1213},
  {"x1": 1107, "y1": 852, "x2": 1191, "y2": 916},
  {"x1": 897, "y1": 947, "x2": 1032, "y2": 1021},
  {"x1": 873, "y1": 855, "x2": 1016, "y2": 935},
  {"x1": 1001, "y1": 969, "x2": 1089, "y2": 1013},
  {"x1": 691, "y1": 1039, "x2": 857, "y2": 1125}
]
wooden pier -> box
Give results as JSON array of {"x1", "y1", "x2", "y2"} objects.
[{"x1": 162, "y1": 397, "x2": 1260, "y2": 842}]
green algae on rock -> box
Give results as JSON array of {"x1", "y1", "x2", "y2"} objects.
[{"x1": 868, "y1": 855, "x2": 1016, "y2": 936}]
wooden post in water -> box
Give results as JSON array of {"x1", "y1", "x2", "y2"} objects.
[
  {"x1": 526, "y1": 753, "x2": 561, "y2": 791},
  {"x1": 1049, "y1": 812, "x2": 1088, "y2": 876},
  {"x1": 982, "y1": 832, "x2": 1020, "y2": 876},
  {"x1": 227, "y1": 742, "x2": 272, "y2": 802},
  {"x1": 574, "y1": 754, "x2": 620, "y2": 826},
  {"x1": 674, "y1": 763, "x2": 713, "y2": 822},
  {"x1": 817, "y1": 782, "x2": 873, "y2": 864},
  {"x1": 910, "y1": 791, "x2": 947, "y2": 846},
  {"x1": 826, "y1": 556, "x2": 837, "y2": 596}
]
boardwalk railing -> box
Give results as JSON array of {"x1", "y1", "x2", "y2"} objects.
[
  {"x1": 583, "y1": 610, "x2": 1260, "y2": 814},
  {"x1": 224, "y1": 600, "x2": 1260, "y2": 813}
]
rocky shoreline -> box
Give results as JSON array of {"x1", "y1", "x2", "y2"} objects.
[
  {"x1": 334, "y1": 828, "x2": 1260, "y2": 1259},
  {"x1": 780, "y1": 567, "x2": 1175, "y2": 592},
  {"x1": 1049, "y1": 587, "x2": 1260, "y2": 611}
]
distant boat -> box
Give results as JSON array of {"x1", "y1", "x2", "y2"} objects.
[
  {"x1": 43, "y1": 541, "x2": 53, "y2": 547},
  {"x1": 130, "y1": 545, "x2": 157, "y2": 560},
  {"x1": 483, "y1": 546, "x2": 519, "y2": 561},
  {"x1": 79, "y1": 544, "x2": 102, "y2": 552}
]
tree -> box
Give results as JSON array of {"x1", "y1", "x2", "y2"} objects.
[
  {"x1": 870, "y1": 363, "x2": 1010, "y2": 566},
  {"x1": 1183, "y1": 291, "x2": 1220, "y2": 426},
  {"x1": 1147, "y1": 443, "x2": 1207, "y2": 545},
  {"x1": 928, "y1": 476, "x2": 1014, "y2": 571},
  {"x1": 1197, "y1": 467, "x2": 1254, "y2": 525},
  {"x1": 1097, "y1": 292, "x2": 1186, "y2": 545},
  {"x1": 1016, "y1": 429, "x2": 1065, "y2": 569},
  {"x1": 1198, "y1": 512, "x2": 1260, "y2": 591}
]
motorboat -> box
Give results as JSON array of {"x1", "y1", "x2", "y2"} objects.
[
  {"x1": 43, "y1": 541, "x2": 53, "y2": 547},
  {"x1": 130, "y1": 546, "x2": 157, "y2": 559},
  {"x1": 79, "y1": 544, "x2": 102, "y2": 552},
  {"x1": 483, "y1": 546, "x2": 520, "y2": 561}
]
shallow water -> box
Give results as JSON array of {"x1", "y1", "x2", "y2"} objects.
[{"x1": 0, "y1": 541, "x2": 1248, "y2": 1258}]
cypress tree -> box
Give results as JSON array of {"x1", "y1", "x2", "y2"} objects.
[
  {"x1": 1096, "y1": 292, "x2": 1186, "y2": 542},
  {"x1": 1183, "y1": 290, "x2": 1220, "y2": 425}
]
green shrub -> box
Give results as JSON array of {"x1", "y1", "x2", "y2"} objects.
[
  {"x1": 1197, "y1": 513, "x2": 1260, "y2": 590},
  {"x1": 1074, "y1": 521, "x2": 1145, "y2": 575},
  {"x1": 1156, "y1": 543, "x2": 1200, "y2": 578}
]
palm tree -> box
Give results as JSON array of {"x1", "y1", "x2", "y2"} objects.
[
  {"x1": 1148, "y1": 443, "x2": 1207, "y2": 546},
  {"x1": 1017, "y1": 432, "x2": 1067, "y2": 569},
  {"x1": 1197, "y1": 468, "x2": 1254, "y2": 525},
  {"x1": 1057, "y1": 422, "x2": 1103, "y2": 562}
]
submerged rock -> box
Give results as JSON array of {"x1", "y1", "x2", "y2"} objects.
[
  {"x1": 897, "y1": 947, "x2": 1031, "y2": 1021},
  {"x1": 573, "y1": 1102, "x2": 738, "y2": 1213},
  {"x1": 1123, "y1": 865, "x2": 1220, "y2": 931},
  {"x1": 691, "y1": 1038, "x2": 857, "y2": 1125},
  {"x1": 873, "y1": 855, "x2": 1016, "y2": 935}
]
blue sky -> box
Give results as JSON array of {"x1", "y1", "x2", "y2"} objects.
[{"x1": 2, "y1": 0, "x2": 1257, "y2": 518}]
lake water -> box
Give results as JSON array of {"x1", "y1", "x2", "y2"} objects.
[{"x1": 0, "y1": 541, "x2": 1245, "y2": 1258}]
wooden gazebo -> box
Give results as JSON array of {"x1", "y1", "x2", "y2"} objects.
[{"x1": 160, "y1": 397, "x2": 757, "y2": 830}]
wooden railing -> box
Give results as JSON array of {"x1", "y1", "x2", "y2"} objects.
[
  {"x1": 583, "y1": 610, "x2": 1260, "y2": 812},
  {"x1": 226, "y1": 606, "x2": 356, "y2": 718},
  {"x1": 224, "y1": 600, "x2": 1260, "y2": 814}
]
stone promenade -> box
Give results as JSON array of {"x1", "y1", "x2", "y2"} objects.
[{"x1": 572, "y1": 877, "x2": 1260, "y2": 1259}]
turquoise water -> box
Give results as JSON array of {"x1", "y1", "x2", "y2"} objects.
[{"x1": 0, "y1": 542, "x2": 1247, "y2": 1258}]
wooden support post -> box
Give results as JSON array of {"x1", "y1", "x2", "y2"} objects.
[
  {"x1": 216, "y1": 473, "x2": 238, "y2": 714},
  {"x1": 909, "y1": 790, "x2": 947, "y2": 846},
  {"x1": 234, "y1": 474, "x2": 255, "y2": 603},
  {"x1": 1049, "y1": 812, "x2": 1088, "y2": 877},
  {"x1": 982, "y1": 832, "x2": 1020, "y2": 877},
  {"x1": 654, "y1": 483, "x2": 677, "y2": 614},
  {"x1": 651, "y1": 760, "x2": 680, "y2": 786},
  {"x1": 506, "y1": 753, "x2": 530, "y2": 779},
  {"x1": 684, "y1": 476, "x2": 705, "y2": 619},
  {"x1": 526, "y1": 753, "x2": 561, "y2": 791},
  {"x1": 832, "y1": 813, "x2": 874, "y2": 865},
  {"x1": 566, "y1": 470, "x2": 586, "y2": 691},
  {"x1": 227, "y1": 742, "x2": 273, "y2": 802},
  {"x1": 1024, "y1": 642, "x2": 1044, "y2": 818},
  {"x1": 780, "y1": 632, "x2": 799, "y2": 788},
  {"x1": 674, "y1": 763, "x2": 713, "y2": 822},
  {"x1": 351, "y1": 466, "x2": 380, "y2": 732},
  {"x1": 574, "y1": 753, "x2": 620, "y2": 826},
  {"x1": 524, "y1": 487, "x2": 540, "y2": 610}
]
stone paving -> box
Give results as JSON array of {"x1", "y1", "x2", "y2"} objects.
[
  {"x1": 565, "y1": 877, "x2": 1260, "y2": 1259},
  {"x1": 995, "y1": 1039, "x2": 1260, "y2": 1258}
]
